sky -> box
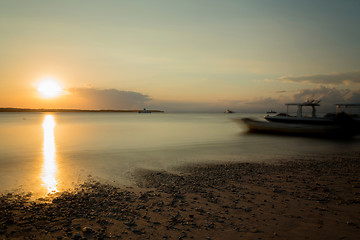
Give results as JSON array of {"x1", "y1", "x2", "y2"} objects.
[{"x1": 0, "y1": 0, "x2": 360, "y2": 112}]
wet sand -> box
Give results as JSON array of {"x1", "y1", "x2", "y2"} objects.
[{"x1": 1, "y1": 154, "x2": 360, "y2": 240}]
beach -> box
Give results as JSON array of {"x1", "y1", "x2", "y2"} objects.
[
  {"x1": 2, "y1": 1, "x2": 360, "y2": 239},
  {"x1": 1, "y1": 154, "x2": 360, "y2": 240}
]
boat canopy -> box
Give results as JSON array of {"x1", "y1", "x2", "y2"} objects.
[{"x1": 284, "y1": 101, "x2": 320, "y2": 118}]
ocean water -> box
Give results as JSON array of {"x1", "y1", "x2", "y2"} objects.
[{"x1": 0, "y1": 112, "x2": 359, "y2": 197}]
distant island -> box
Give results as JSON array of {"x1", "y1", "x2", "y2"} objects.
[{"x1": 0, "y1": 108, "x2": 164, "y2": 113}]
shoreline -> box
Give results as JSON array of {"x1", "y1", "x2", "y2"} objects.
[{"x1": 1, "y1": 156, "x2": 360, "y2": 239}]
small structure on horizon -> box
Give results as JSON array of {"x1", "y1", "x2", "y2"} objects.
[
  {"x1": 138, "y1": 108, "x2": 151, "y2": 113},
  {"x1": 266, "y1": 110, "x2": 277, "y2": 114},
  {"x1": 224, "y1": 109, "x2": 234, "y2": 114}
]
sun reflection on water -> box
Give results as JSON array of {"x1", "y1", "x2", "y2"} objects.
[{"x1": 41, "y1": 115, "x2": 58, "y2": 193}]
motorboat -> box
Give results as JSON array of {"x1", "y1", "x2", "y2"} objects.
[
  {"x1": 234, "y1": 100, "x2": 360, "y2": 137},
  {"x1": 236, "y1": 118, "x2": 358, "y2": 138}
]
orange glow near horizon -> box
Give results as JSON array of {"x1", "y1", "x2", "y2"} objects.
[
  {"x1": 41, "y1": 114, "x2": 58, "y2": 193},
  {"x1": 37, "y1": 77, "x2": 64, "y2": 98}
]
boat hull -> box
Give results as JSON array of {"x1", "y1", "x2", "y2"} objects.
[
  {"x1": 264, "y1": 115, "x2": 335, "y2": 125},
  {"x1": 236, "y1": 118, "x2": 358, "y2": 138}
]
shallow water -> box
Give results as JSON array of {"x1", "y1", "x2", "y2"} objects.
[{"x1": 0, "y1": 112, "x2": 359, "y2": 197}]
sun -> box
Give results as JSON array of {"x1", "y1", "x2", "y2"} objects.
[{"x1": 37, "y1": 77, "x2": 63, "y2": 98}]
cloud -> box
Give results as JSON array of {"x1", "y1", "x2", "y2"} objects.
[
  {"x1": 272, "y1": 70, "x2": 360, "y2": 85},
  {"x1": 347, "y1": 90, "x2": 360, "y2": 103},
  {"x1": 68, "y1": 88, "x2": 151, "y2": 109},
  {"x1": 150, "y1": 87, "x2": 360, "y2": 113},
  {"x1": 244, "y1": 97, "x2": 282, "y2": 106},
  {"x1": 237, "y1": 87, "x2": 360, "y2": 113},
  {"x1": 238, "y1": 97, "x2": 284, "y2": 112},
  {"x1": 292, "y1": 86, "x2": 350, "y2": 102},
  {"x1": 290, "y1": 86, "x2": 359, "y2": 112}
]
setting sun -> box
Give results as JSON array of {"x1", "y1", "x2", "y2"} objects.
[{"x1": 37, "y1": 78, "x2": 63, "y2": 98}]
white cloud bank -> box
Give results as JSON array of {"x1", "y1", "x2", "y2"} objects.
[
  {"x1": 290, "y1": 86, "x2": 360, "y2": 112},
  {"x1": 217, "y1": 87, "x2": 360, "y2": 113},
  {"x1": 272, "y1": 70, "x2": 360, "y2": 85},
  {"x1": 68, "y1": 88, "x2": 151, "y2": 110}
]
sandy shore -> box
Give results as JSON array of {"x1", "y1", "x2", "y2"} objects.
[{"x1": 1, "y1": 154, "x2": 360, "y2": 240}]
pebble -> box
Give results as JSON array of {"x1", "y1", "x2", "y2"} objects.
[
  {"x1": 82, "y1": 227, "x2": 93, "y2": 233},
  {"x1": 1, "y1": 157, "x2": 360, "y2": 239}
]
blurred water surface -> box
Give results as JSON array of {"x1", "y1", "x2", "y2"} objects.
[{"x1": 0, "y1": 112, "x2": 359, "y2": 197}]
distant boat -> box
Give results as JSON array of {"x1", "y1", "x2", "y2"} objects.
[
  {"x1": 266, "y1": 110, "x2": 277, "y2": 114},
  {"x1": 138, "y1": 108, "x2": 151, "y2": 113},
  {"x1": 224, "y1": 109, "x2": 234, "y2": 114}
]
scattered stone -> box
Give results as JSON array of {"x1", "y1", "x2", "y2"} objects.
[
  {"x1": 73, "y1": 233, "x2": 82, "y2": 239},
  {"x1": 82, "y1": 227, "x2": 93, "y2": 233},
  {"x1": 1, "y1": 157, "x2": 360, "y2": 239}
]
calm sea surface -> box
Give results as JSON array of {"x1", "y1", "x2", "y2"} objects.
[{"x1": 1, "y1": 112, "x2": 359, "y2": 197}]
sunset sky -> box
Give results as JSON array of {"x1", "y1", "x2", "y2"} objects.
[{"x1": 1, "y1": 0, "x2": 359, "y2": 112}]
